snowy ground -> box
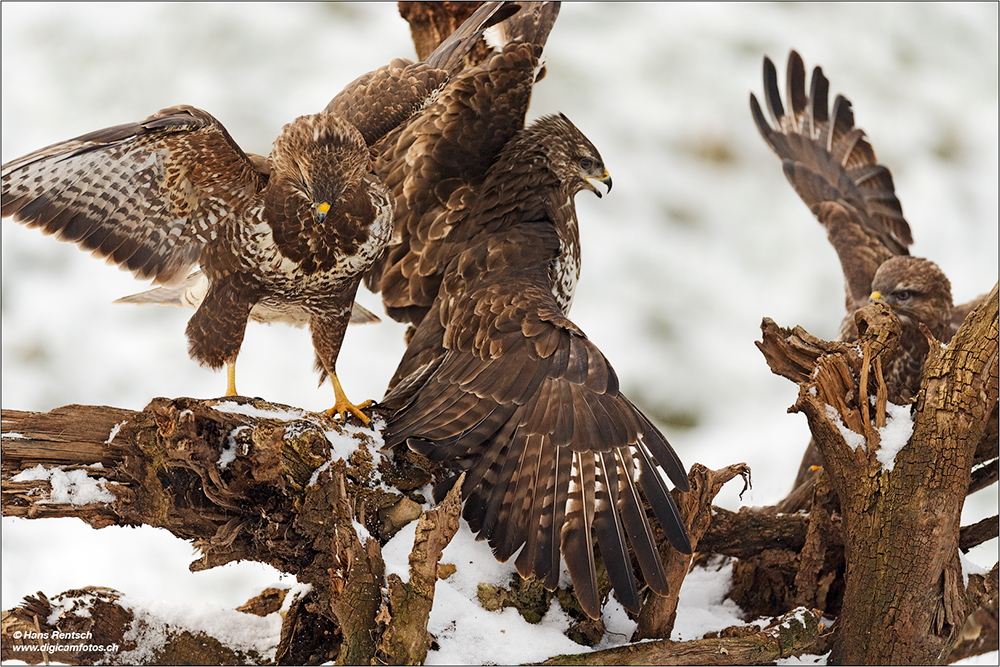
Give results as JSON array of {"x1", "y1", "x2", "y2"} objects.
[{"x1": 2, "y1": 3, "x2": 997, "y2": 664}]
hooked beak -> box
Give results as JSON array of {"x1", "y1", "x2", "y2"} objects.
[
  {"x1": 586, "y1": 168, "x2": 613, "y2": 199},
  {"x1": 869, "y1": 290, "x2": 896, "y2": 308},
  {"x1": 314, "y1": 201, "x2": 331, "y2": 223}
]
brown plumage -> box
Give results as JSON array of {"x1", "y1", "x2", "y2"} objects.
[
  {"x1": 2, "y1": 106, "x2": 390, "y2": 421},
  {"x1": 374, "y1": 4, "x2": 685, "y2": 618},
  {"x1": 382, "y1": 221, "x2": 691, "y2": 621},
  {"x1": 356, "y1": 1, "x2": 567, "y2": 328},
  {"x1": 750, "y1": 50, "x2": 973, "y2": 403},
  {"x1": 0, "y1": 2, "x2": 514, "y2": 422}
]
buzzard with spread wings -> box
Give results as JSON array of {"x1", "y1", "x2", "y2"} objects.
[
  {"x1": 750, "y1": 50, "x2": 974, "y2": 402},
  {"x1": 382, "y1": 217, "x2": 692, "y2": 621},
  {"x1": 352, "y1": 1, "x2": 572, "y2": 329},
  {"x1": 370, "y1": 2, "x2": 690, "y2": 620},
  {"x1": 751, "y1": 50, "x2": 990, "y2": 485},
  {"x1": 0, "y1": 2, "x2": 514, "y2": 424}
]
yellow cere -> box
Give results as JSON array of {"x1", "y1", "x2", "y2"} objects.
[{"x1": 317, "y1": 202, "x2": 331, "y2": 214}]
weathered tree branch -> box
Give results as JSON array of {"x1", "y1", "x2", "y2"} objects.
[
  {"x1": 376, "y1": 473, "x2": 465, "y2": 665},
  {"x1": 757, "y1": 283, "x2": 999, "y2": 664},
  {"x1": 540, "y1": 607, "x2": 825, "y2": 666},
  {"x1": 633, "y1": 463, "x2": 750, "y2": 640}
]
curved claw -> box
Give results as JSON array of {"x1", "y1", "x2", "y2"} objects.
[
  {"x1": 325, "y1": 372, "x2": 372, "y2": 426},
  {"x1": 327, "y1": 398, "x2": 373, "y2": 426}
]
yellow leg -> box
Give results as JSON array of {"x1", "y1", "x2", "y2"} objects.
[
  {"x1": 325, "y1": 372, "x2": 372, "y2": 426},
  {"x1": 225, "y1": 362, "x2": 238, "y2": 397}
]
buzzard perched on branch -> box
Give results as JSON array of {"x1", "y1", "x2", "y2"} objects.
[
  {"x1": 372, "y1": 2, "x2": 690, "y2": 620},
  {"x1": 0, "y1": 1, "x2": 513, "y2": 424},
  {"x1": 1, "y1": 107, "x2": 390, "y2": 423},
  {"x1": 383, "y1": 218, "x2": 691, "y2": 621},
  {"x1": 750, "y1": 50, "x2": 972, "y2": 403},
  {"x1": 750, "y1": 50, "x2": 994, "y2": 487},
  {"x1": 368, "y1": 3, "x2": 690, "y2": 618}
]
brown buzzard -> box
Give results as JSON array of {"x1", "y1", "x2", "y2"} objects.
[
  {"x1": 750, "y1": 50, "x2": 991, "y2": 486},
  {"x1": 382, "y1": 219, "x2": 691, "y2": 621},
  {"x1": 0, "y1": 2, "x2": 512, "y2": 424},
  {"x1": 353, "y1": 1, "x2": 567, "y2": 329},
  {"x1": 2, "y1": 107, "x2": 391, "y2": 422},
  {"x1": 750, "y1": 50, "x2": 967, "y2": 402},
  {"x1": 372, "y1": 4, "x2": 686, "y2": 618}
]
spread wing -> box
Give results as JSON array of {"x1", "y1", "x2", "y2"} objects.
[
  {"x1": 750, "y1": 50, "x2": 912, "y2": 320},
  {"x1": 383, "y1": 223, "x2": 691, "y2": 620},
  {"x1": 323, "y1": 1, "x2": 523, "y2": 148},
  {"x1": 365, "y1": 3, "x2": 561, "y2": 324},
  {"x1": 2, "y1": 105, "x2": 266, "y2": 286}
]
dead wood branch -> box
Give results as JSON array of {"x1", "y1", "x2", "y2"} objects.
[
  {"x1": 633, "y1": 463, "x2": 750, "y2": 640},
  {"x1": 0, "y1": 586, "x2": 275, "y2": 665},
  {"x1": 376, "y1": 473, "x2": 465, "y2": 665},
  {"x1": 540, "y1": 607, "x2": 824, "y2": 666},
  {"x1": 757, "y1": 284, "x2": 999, "y2": 664}
]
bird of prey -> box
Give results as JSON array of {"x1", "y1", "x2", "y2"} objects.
[
  {"x1": 352, "y1": 1, "x2": 566, "y2": 329},
  {"x1": 382, "y1": 217, "x2": 692, "y2": 621},
  {"x1": 750, "y1": 50, "x2": 990, "y2": 486},
  {"x1": 750, "y1": 50, "x2": 970, "y2": 403},
  {"x1": 2, "y1": 107, "x2": 391, "y2": 422},
  {"x1": 357, "y1": 3, "x2": 688, "y2": 618},
  {"x1": 0, "y1": 2, "x2": 514, "y2": 424}
]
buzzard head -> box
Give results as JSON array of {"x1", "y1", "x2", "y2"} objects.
[
  {"x1": 530, "y1": 113, "x2": 612, "y2": 198},
  {"x1": 271, "y1": 113, "x2": 370, "y2": 223},
  {"x1": 870, "y1": 256, "x2": 953, "y2": 339}
]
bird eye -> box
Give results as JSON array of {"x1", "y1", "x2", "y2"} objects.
[
  {"x1": 578, "y1": 157, "x2": 594, "y2": 170},
  {"x1": 895, "y1": 290, "x2": 912, "y2": 301}
]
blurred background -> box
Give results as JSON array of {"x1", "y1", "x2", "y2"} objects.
[{"x1": 3, "y1": 3, "x2": 996, "y2": 612}]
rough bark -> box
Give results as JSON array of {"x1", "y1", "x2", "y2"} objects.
[
  {"x1": 757, "y1": 284, "x2": 1000, "y2": 664},
  {"x1": 541, "y1": 607, "x2": 825, "y2": 666},
  {"x1": 633, "y1": 463, "x2": 751, "y2": 640},
  {"x1": 375, "y1": 474, "x2": 465, "y2": 665}
]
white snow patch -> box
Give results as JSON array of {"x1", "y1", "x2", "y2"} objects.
[
  {"x1": 824, "y1": 404, "x2": 867, "y2": 453},
  {"x1": 308, "y1": 459, "x2": 333, "y2": 487},
  {"x1": 671, "y1": 556, "x2": 748, "y2": 641},
  {"x1": 382, "y1": 517, "x2": 418, "y2": 585},
  {"x1": 777, "y1": 652, "x2": 830, "y2": 664},
  {"x1": 382, "y1": 516, "x2": 587, "y2": 664},
  {"x1": 959, "y1": 548, "x2": 988, "y2": 587},
  {"x1": 117, "y1": 594, "x2": 281, "y2": 664},
  {"x1": 105, "y1": 419, "x2": 127, "y2": 444},
  {"x1": 13, "y1": 465, "x2": 116, "y2": 505},
  {"x1": 3, "y1": 431, "x2": 27, "y2": 439},
  {"x1": 597, "y1": 596, "x2": 636, "y2": 649},
  {"x1": 280, "y1": 582, "x2": 312, "y2": 615},
  {"x1": 210, "y1": 400, "x2": 307, "y2": 421},
  {"x1": 875, "y1": 402, "x2": 915, "y2": 472},
  {"x1": 353, "y1": 518, "x2": 372, "y2": 545},
  {"x1": 218, "y1": 425, "x2": 250, "y2": 469},
  {"x1": 46, "y1": 590, "x2": 100, "y2": 625},
  {"x1": 426, "y1": 590, "x2": 585, "y2": 665},
  {"x1": 11, "y1": 464, "x2": 50, "y2": 482}
]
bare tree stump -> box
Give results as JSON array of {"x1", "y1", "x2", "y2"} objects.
[
  {"x1": 757, "y1": 284, "x2": 1000, "y2": 664},
  {"x1": 633, "y1": 463, "x2": 750, "y2": 640}
]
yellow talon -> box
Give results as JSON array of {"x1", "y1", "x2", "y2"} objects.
[{"x1": 325, "y1": 372, "x2": 372, "y2": 426}]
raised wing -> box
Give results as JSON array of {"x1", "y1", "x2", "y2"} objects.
[
  {"x1": 383, "y1": 222, "x2": 690, "y2": 620},
  {"x1": 323, "y1": 2, "x2": 525, "y2": 149},
  {"x1": 365, "y1": 3, "x2": 561, "y2": 325},
  {"x1": 750, "y1": 50, "x2": 912, "y2": 316},
  {"x1": 2, "y1": 105, "x2": 266, "y2": 285}
]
